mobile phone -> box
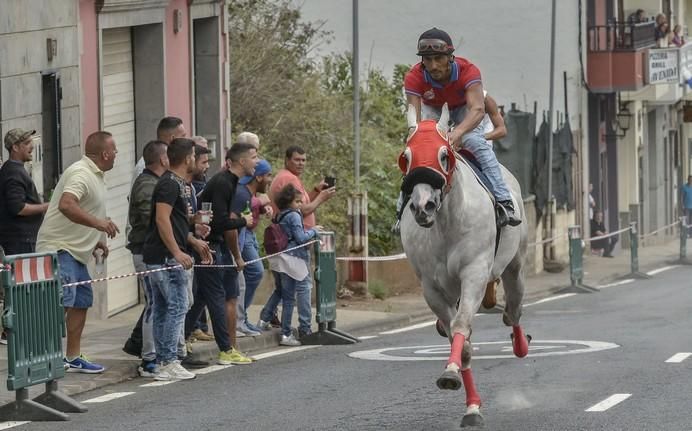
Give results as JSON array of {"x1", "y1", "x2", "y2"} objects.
[{"x1": 324, "y1": 176, "x2": 336, "y2": 189}]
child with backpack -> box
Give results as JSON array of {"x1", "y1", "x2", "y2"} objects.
[{"x1": 260, "y1": 184, "x2": 319, "y2": 346}]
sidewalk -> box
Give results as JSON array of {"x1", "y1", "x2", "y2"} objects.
[{"x1": 0, "y1": 240, "x2": 685, "y2": 406}]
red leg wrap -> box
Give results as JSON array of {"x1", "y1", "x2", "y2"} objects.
[
  {"x1": 512, "y1": 325, "x2": 529, "y2": 358},
  {"x1": 461, "y1": 369, "x2": 482, "y2": 407},
  {"x1": 447, "y1": 333, "x2": 465, "y2": 368}
]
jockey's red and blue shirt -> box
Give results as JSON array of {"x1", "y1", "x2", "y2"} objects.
[{"x1": 404, "y1": 57, "x2": 482, "y2": 110}]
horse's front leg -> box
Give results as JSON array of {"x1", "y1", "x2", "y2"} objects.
[{"x1": 436, "y1": 267, "x2": 486, "y2": 427}]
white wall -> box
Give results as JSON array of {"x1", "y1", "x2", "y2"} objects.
[{"x1": 296, "y1": 0, "x2": 584, "y2": 127}]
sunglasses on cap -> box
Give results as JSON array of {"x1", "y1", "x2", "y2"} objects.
[{"x1": 417, "y1": 38, "x2": 452, "y2": 54}]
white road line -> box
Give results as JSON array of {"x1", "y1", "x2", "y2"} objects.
[
  {"x1": 379, "y1": 320, "x2": 436, "y2": 335},
  {"x1": 524, "y1": 293, "x2": 576, "y2": 307},
  {"x1": 598, "y1": 279, "x2": 635, "y2": 289},
  {"x1": 252, "y1": 345, "x2": 319, "y2": 360},
  {"x1": 646, "y1": 265, "x2": 679, "y2": 276},
  {"x1": 0, "y1": 422, "x2": 31, "y2": 430},
  {"x1": 585, "y1": 393, "x2": 631, "y2": 412},
  {"x1": 665, "y1": 352, "x2": 692, "y2": 363},
  {"x1": 194, "y1": 364, "x2": 233, "y2": 375},
  {"x1": 357, "y1": 335, "x2": 379, "y2": 340},
  {"x1": 140, "y1": 380, "x2": 176, "y2": 387},
  {"x1": 82, "y1": 392, "x2": 136, "y2": 403}
]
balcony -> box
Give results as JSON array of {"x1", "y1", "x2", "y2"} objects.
[{"x1": 587, "y1": 21, "x2": 656, "y2": 93}]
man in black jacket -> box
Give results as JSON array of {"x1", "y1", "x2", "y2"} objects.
[
  {"x1": 0, "y1": 128, "x2": 49, "y2": 255},
  {"x1": 183, "y1": 143, "x2": 257, "y2": 365},
  {"x1": 0, "y1": 128, "x2": 49, "y2": 343}
]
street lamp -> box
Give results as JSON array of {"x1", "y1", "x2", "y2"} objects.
[{"x1": 614, "y1": 103, "x2": 632, "y2": 137}]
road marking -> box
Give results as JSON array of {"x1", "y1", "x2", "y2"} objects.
[
  {"x1": 379, "y1": 320, "x2": 436, "y2": 335},
  {"x1": 194, "y1": 364, "x2": 233, "y2": 375},
  {"x1": 140, "y1": 380, "x2": 176, "y2": 387},
  {"x1": 665, "y1": 352, "x2": 692, "y2": 363},
  {"x1": 82, "y1": 392, "x2": 136, "y2": 403},
  {"x1": 252, "y1": 345, "x2": 319, "y2": 360},
  {"x1": 598, "y1": 279, "x2": 635, "y2": 289},
  {"x1": 525, "y1": 293, "x2": 576, "y2": 306},
  {"x1": 646, "y1": 265, "x2": 678, "y2": 276},
  {"x1": 585, "y1": 393, "x2": 631, "y2": 412},
  {"x1": 0, "y1": 422, "x2": 31, "y2": 430},
  {"x1": 357, "y1": 335, "x2": 379, "y2": 340},
  {"x1": 349, "y1": 340, "x2": 619, "y2": 361}
]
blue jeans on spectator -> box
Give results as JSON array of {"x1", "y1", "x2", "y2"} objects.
[
  {"x1": 147, "y1": 259, "x2": 189, "y2": 363},
  {"x1": 133, "y1": 254, "x2": 156, "y2": 362},
  {"x1": 275, "y1": 271, "x2": 297, "y2": 336},
  {"x1": 240, "y1": 231, "x2": 264, "y2": 321},
  {"x1": 260, "y1": 257, "x2": 312, "y2": 335}
]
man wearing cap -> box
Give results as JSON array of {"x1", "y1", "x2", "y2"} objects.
[
  {"x1": 0, "y1": 129, "x2": 48, "y2": 256},
  {"x1": 231, "y1": 159, "x2": 274, "y2": 336},
  {"x1": 37, "y1": 131, "x2": 120, "y2": 374},
  {"x1": 0, "y1": 129, "x2": 49, "y2": 344},
  {"x1": 401, "y1": 27, "x2": 520, "y2": 227}
]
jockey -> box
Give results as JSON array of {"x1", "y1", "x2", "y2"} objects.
[{"x1": 400, "y1": 28, "x2": 520, "y2": 227}]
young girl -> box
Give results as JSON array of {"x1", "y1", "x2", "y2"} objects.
[
  {"x1": 261, "y1": 184, "x2": 318, "y2": 346},
  {"x1": 672, "y1": 24, "x2": 685, "y2": 47}
]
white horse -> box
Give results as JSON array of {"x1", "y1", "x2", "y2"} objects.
[{"x1": 398, "y1": 104, "x2": 530, "y2": 427}]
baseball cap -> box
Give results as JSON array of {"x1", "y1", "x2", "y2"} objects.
[
  {"x1": 239, "y1": 159, "x2": 272, "y2": 185},
  {"x1": 4, "y1": 128, "x2": 35, "y2": 151}
]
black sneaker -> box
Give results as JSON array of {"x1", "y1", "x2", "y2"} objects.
[
  {"x1": 180, "y1": 356, "x2": 209, "y2": 369},
  {"x1": 270, "y1": 315, "x2": 281, "y2": 328},
  {"x1": 0, "y1": 330, "x2": 7, "y2": 345},
  {"x1": 122, "y1": 338, "x2": 142, "y2": 358}
]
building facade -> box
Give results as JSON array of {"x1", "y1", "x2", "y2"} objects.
[{"x1": 0, "y1": 0, "x2": 230, "y2": 317}]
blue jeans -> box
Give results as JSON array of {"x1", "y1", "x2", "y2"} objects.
[
  {"x1": 133, "y1": 254, "x2": 156, "y2": 362},
  {"x1": 147, "y1": 259, "x2": 190, "y2": 363},
  {"x1": 422, "y1": 104, "x2": 512, "y2": 201},
  {"x1": 275, "y1": 271, "x2": 297, "y2": 336},
  {"x1": 239, "y1": 231, "x2": 264, "y2": 321},
  {"x1": 260, "y1": 258, "x2": 312, "y2": 335},
  {"x1": 59, "y1": 251, "x2": 93, "y2": 308}
]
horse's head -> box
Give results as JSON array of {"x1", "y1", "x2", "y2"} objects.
[{"x1": 398, "y1": 103, "x2": 456, "y2": 227}]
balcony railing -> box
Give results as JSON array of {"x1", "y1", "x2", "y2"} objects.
[{"x1": 588, "y1": 21, "x2": 656, "y2": 52}]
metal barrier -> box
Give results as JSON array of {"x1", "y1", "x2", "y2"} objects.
[
  {"x1": 561, "y1": 225, "x2": 598, "y2": 294},
  {"x1": 679, "y1": 217, "x2": 692, "y2": 265},
  {"x1": 302, "y1": 232, "x2": 358, "y2": 345},
  {"x1": 0, "y1": 252, "x2": 86, "y2": 421},
  {"x1": 627, "y1": 222, "x2": 650, "y2": 279}
]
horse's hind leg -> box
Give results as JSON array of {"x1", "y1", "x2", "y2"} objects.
[{"x1": 501, "y1": 257, "x2": 530, "y2": 358}]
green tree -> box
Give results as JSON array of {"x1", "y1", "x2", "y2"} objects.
[{"x1": 228, "y1": 0, "x2": 410, "y2": 255}]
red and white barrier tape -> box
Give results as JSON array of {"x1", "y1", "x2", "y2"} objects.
[
  {"x1": 584, "y1": 226, "x2": 631, "y2": 243},
  {"x1": 336, "y1": 253, "x2": 407, "y2": 262},
  {"x1": 528, "y1": 233, "x2": 567, "y2": 247},
  {"x1": 61, "y1": 240, "x2": 320, "y2": 288},
  {"x1": 639, "y1": 220, "x2": 681, "y2": 240}
]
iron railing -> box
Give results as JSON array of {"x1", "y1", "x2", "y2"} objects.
[{"x1": 588, "y1": 21, "x2": 656, "y2": 52}]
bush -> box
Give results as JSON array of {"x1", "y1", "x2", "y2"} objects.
[{"x1": 368, "y1": 280, "x2": 389, "y2": 300}]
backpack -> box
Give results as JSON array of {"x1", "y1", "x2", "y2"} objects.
[{"x1": 263, "y1": 210, "x2": 297, "y2": 255}]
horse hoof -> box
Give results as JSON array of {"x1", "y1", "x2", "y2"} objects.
[
  {"x1": 435, "y1": 319, "x2": 447, "y2": 338},
  {"x1": 461, "y1": 413, "x2": 484, "y2": 427},
  {"x1": 436, "y1": 370, "x2": 462, "y2": 391},
  {"x1": 510, "y1": 331, "x2": 530, "y2": 358}
]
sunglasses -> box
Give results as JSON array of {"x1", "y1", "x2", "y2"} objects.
[{"x1": 417, "y1": 38, "x2": 451, "y2": 54}]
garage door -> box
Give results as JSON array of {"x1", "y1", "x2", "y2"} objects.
[{"x1": 102, "y1": 27, "x2": 138, "y2": 315}]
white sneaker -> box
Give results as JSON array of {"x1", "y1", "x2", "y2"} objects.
[
  {"x1": 236, "y1": 330, "x2": 247, "y2": 338},
  {"x1": 257, "y1": 320, "x2": 272, "y2": 331},
  {"x1": 238, "y1": 323, "x2": 261, "y2": 337},
  {"x1": 156, "y1": 361, "x2": 196, "y2": 380},
  {"x1": 280, "y1": 334, "x2": 301, "y2": 347}
]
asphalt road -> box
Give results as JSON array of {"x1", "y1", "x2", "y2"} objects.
[{"x1": 7, "y1": 265, "x2": 692, "y2": 431}]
